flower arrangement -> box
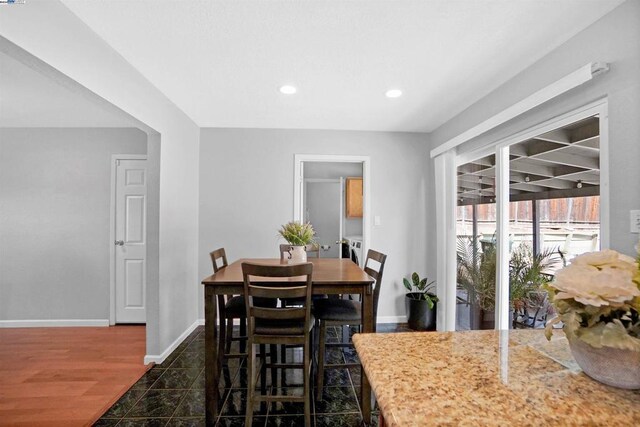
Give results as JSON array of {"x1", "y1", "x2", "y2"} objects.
[
  {"x1": 544, "y1": 249, "x2": 640, "y2": 352},
  {"x1": 278, "y1": 221, "x2": 316, "y2": 246}
]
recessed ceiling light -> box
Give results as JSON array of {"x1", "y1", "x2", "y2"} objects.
[
  {"x1": 279, "y1": 85, "x2": 297, "y2": 95},
  {"x1": 385, "y1": 89, "x2": 403, "y2": 98}
]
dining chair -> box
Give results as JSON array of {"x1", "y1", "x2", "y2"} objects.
[
  {"x1": 278, "y1": 243, "x2": 324, "y2": 373},
  {"x1": 514, "y1": 291, "x2": 550, "y2": 329},
  {"x1": 313, "y1": 249, "x2": 387, "y2": 400},
  {"x1": 242, "y1": 262, "x2": 315, "y2": 427},
  {"x1": 211, "y1": 248, "x2": 276, "y2": 387},
  {"x1": 210, "y1": 248, "x2": 248, "y2": 367},
  {"x1": 279, "y1": 243, "x2": 320, "y2": 308}
]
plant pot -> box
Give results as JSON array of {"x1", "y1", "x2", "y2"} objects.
[
  {"x1": 405, "y1": 293, "x2": 437, "y2": 331},
  {"x1": 470, "y1": 306, "x2": 513, "y2": 330},
  {"x1": 283, "y1": 245, "x2": 307, "y2": 263},
  {"x1": 566, "y1": 332, "x2": 640, "y2": 389}
]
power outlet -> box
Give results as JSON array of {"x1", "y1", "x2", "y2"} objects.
[{"x1": 630, "y1": 210, "x2": 640, "y2": 233}]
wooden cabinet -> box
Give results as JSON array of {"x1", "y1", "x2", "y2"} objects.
[{"x1": 346, "y1": 177, "x2": 363, "y2": 218}]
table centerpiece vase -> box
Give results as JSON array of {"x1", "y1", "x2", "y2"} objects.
[
  {"x1": 278, "y1": 221, "x2": 316, "y2": 264},
  {"x1": 545, "y1": 249, "x2": 640, "y2": 389}
]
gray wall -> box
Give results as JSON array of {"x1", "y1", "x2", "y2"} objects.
[
  {"x1": 1, "y1": 2, "x2": 202, "y2": 358},
  {"x1": 199, "y1": 128, "x2": 430, "y2": 321},
  {"x1": 428, "y1": 0, "x2": 640, "y2": 269},
  {"x1": 304, "y1": 162, "x2": 363, "y2": 179},
  {"x1": 0, "y1": 127, "x2": 147, "y2": 320}
]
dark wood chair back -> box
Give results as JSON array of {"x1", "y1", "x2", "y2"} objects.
[
  {"x1": 241, "y1": 262, "x2": 314, "y2": 343},
  {"x1": 363, "y1": 249, "x2": 387, "y2": 327},
  {"x1": 279, "y1": 243, "x2": 320, "y2": 261},
  {"x1": 210, "y1": 248, "x2": 228, "y2": 273}
]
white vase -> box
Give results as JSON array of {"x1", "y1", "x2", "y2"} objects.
[
  {"x1": 286, "y1": 245, "x2": 307, "y2": 263},
  {"x1": 567, "y1": 332, "x2": 640, "y2": 389}
]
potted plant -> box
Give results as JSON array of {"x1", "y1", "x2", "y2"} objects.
[
  {"x1": 457, "y1": 237, "x2": 557, "y2": 329},
  {"x1": 456, "y1": 237, "x2": 498, "y2": 329},
  {"x1": 278, "y1": 221, "x2": 316, "y2": 263},
  {"x1": 544, "y1": 249, "x2": 640, "y2": 389},
  {"x1": 403, "y1": 272, "x2": 438, "y2": 330},
  {"x1": 510, "y1": 244, "x2": 558, "y2": 326}
]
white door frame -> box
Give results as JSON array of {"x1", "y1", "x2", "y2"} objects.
[
  {"x1": 435, "y1": 98, "x2": 609, "y2": 331},
  {"x1": 109, "y1": 154, "x2": 148, "y2": 326},
  {"x1": 294, "y1": 154, "x2": 371, "y2": 262}
]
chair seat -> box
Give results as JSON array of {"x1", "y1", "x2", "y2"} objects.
[
  {"x1": 280, "y1": 294, "x2": 327, "y2": 307},
  {"x1": 225, "y1": 296, "x2": 277, "y2": 318},
  {"x1": 313, "y1": 299, "x2": 361, "y2": 322},
  {"x1": 224, "y1": 295, "x2": 246, "y2": 318},
  {"x1": 255, "y1": 315, "x2": 315, "y2": 336}
]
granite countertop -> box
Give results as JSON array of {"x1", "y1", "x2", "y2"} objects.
[{"x1": 353, "y1": 329, "x2": 640, "y2": 426}]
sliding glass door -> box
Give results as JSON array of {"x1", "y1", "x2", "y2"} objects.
[{"x1": 454, "y1": 112, "x2": 602, "y2": 330}]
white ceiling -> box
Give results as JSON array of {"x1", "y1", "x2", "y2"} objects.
[
  {"x1": 0, "y1": 51, "x2": 133, "y2": 128},
  {"x1": 61, "y1": 0, "x2": 624, "y2": 132}
]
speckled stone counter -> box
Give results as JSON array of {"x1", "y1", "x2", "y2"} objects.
[{"x1": 353, "y1": 330, "x2": 640, "y2": 426}]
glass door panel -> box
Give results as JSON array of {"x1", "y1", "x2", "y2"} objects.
[
  {"x1": 508, "y1": 115, "x2": 601, "y2": 329},
  {"x1": 456, "y1": 156, "x2": 496, "y2": 330}
]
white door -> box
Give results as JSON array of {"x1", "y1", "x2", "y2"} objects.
[
  {"x1": 115, "y1": 159, "x2": 147, "y2": 323},
  {"x1": 305, "y1": 181, "x2": 342, "y2": 258}
]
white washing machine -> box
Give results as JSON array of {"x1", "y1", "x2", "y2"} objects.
[{"x1": 343, "y1": 235, "x2": 363, "y2": 266}]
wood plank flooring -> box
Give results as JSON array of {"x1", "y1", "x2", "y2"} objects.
[{"x1": 0, "y1": 325, "x2": 148, "y2": 427}]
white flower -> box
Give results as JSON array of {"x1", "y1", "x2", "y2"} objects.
[
  {"x1": 571, "y1": 249, "x2": 637, "y2": 275},
  {"x1": 551, "y1": 261, "x2": 640, "y2": 307},
  {"x1": 545, "y1": 249, "x2": 640, "y2": 348},
  {"x1": 551, "y1": 249, "x2": 640, "y2": 307}
]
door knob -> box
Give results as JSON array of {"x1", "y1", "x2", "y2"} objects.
[{"x1": 115, "y1": 240, "x2": 125, "y2": 246}]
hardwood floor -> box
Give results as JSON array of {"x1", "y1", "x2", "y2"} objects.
[{"x1": 0, "y1": 325, "x2": 148, "y2": 427}]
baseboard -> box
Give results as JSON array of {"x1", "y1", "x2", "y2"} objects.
[
  {"x1": 377, "y1": 315, "x2": 407, "y2": 324},
  {"x1": 197, "y1": 318, "x2": 240, "y2": 326},
  {"x1": 0, "y1": 319, "x2": 110, "y2": 328},
  {"x1": 144, "y1": 319, "x2": 200, "y2": 365},
  {"x1": 197, "y1": 317, "x2": 407, "y2": 325}
]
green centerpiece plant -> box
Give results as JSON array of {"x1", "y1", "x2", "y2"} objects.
[
  {"x1": 278, "y1": 221, "x2": 315, "y2": 246},
  {"x1": 278, "y1": 221, "x2": 316, "y2": 263}
]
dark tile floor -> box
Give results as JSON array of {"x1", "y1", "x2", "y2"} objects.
[{"x1": 95, "y1": 323, "x2": 411, "y2": 427}]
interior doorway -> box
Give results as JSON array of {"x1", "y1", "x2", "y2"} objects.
[{"x1": 294, "y1": 154, "x2": 371, "y2": 264}]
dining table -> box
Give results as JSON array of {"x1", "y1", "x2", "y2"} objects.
[{"x1": 201, "y1": 257, "x2": 376, "y2": 426}]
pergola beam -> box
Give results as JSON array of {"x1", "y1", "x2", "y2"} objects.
[
  {"x1": 536, "y1": 128, "x2": 570, "y2": 144},
  {"x1": 509, "y1": 160, "x2": 555, "y2": 177},
  {"x1": 530, "y1": 177, "x2": 576, "y2": 190},
  {"x1": 456, "y1": 116, "x2": 601, "y2": 208},
  {"x1": 535, "y1": 151, "x2": 599, "y2": 170},
  {"x1": 510, "y1": 182, "x2": 550, "y2": 193}
]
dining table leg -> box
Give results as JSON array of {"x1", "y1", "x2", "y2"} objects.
[
  {"x1": 361, "y1": 285, "x2": 373, "y2": 425},
  {"x1": 205, "y1": 286, "x2": 220, "y2": 426}
]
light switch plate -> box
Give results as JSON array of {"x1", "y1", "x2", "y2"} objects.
[
  {"x1": 630, "y1": 210, "x2": 640, "y2": 233},
  {"x1": 374, "y1": 216, "x2": 381, "y2": 226}
]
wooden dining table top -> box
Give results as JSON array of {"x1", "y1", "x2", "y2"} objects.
[{"x1": 201, "y1": 258, "x2": 374, "y2": 286}]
